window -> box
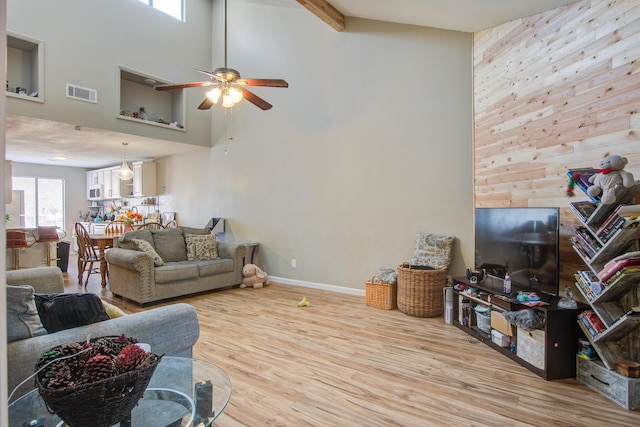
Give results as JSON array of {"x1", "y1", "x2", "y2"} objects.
[
  {"x1": 138, "y1": 0, "x2": 184, "y2": 21},
  {"x1": 13, "y1": 177, "x2": 65, "y2": 227}
]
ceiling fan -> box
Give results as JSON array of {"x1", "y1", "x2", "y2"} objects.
[{"x1": 154, "y1": 0, "x2": 288, "y2": 111}]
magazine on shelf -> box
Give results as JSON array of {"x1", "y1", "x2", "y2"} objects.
[
  {"x1": 567, "y1": 168, "x2": 600, "y2": 201},
  {"x1": 570, "y1": 200, "x2": 598, "y2": 222}
]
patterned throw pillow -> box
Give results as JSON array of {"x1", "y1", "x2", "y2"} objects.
[
  {"x1": 410, "y1": 233, "x2": 455, "y2": 270},
  {"x1": 132, "y1": 238, "x2": 164, "y2": 266},
  {"x1": 185, "y1": 234, "x2": 219, "y2": 261}
]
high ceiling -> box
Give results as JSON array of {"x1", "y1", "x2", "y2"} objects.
[{"x1": 5, "y1": 0, "x2": 577, "y2": 169}]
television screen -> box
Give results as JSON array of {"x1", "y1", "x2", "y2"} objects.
[{"x1": 475, "y1": 207, "x2": 560, "y2": 297}]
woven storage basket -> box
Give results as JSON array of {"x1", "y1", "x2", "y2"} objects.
[
  {"x1": 397, "y1": 263, "x2": 447, "y2": 317},
  {"x1": 36, "y1": 337, "x2": 162, "y2": 427},
  {"x1": 366, "y1": 275, "x2": 397, "y2": 310}
]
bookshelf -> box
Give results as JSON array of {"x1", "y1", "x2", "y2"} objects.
[{"x1": 569, "y1": 179, "x2": 640, "y2": 370}]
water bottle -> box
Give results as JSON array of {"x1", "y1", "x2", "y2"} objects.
[{"x1": 503, "y1": 273, "x2": 511, "y2": 294}]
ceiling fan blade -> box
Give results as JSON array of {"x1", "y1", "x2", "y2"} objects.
[
  {"x1": 238, "y1": 87, "x2": 273, "y2": 110},
  {"x1": 155, "y1": 81, "x2": 214, "y2": 91},
  {"x1": 197, "y1": 97, "x2": 214, "y2": 110},
  {"x1": 237, "y1": 78, "x2": 288, "y2": 88},
  {"x1": 194, "y1": 69, "x2": 222, "y2": 81}
]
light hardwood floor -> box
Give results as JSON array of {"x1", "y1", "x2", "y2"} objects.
[{"x1": 65, "y1": 256, "x2": 640, "y2": 426}]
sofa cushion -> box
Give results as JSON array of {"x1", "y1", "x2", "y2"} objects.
[
  {"x1": 154, "y1": 262, "x2": 199, "y2": 284},
  {"x1": 197, "y1": 259, "x2": 235, "y2": 277},
  {"x1": 6, "y1": 285, "x2": 48, "y2": 342},
  {"x1": 132, "y1": 238, "x2": 164, "y2": 266},
  {"x1": 152, "y1": 228, "x2": 187, "y2": 262},
  {"x1": 34, "y1": 293, "x2": 110, "y2": 333},
  {"x1": 118, "y1": 229, "x2": 154, "y2": 250},
  {"x1": 185, "y1": 234, "x2": 220, "y2": 261}
]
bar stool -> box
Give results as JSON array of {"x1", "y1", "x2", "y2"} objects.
[
  {"x1": 35, "y1": 226, "x2": 67, "y2": 267},
  {"x1": 6, "y1": 229, "x2": 35, "y2": 270}
]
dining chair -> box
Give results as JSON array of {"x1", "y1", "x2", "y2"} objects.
[
  {"x1": 105, "y1": 221, "x2": 132, "y2": 235},
  {"x1": 135, "y1": 222, "x2": 165, "y2": 230},
  {"x1": 164, "y1": 220, "x2": 177, "y2": 228},
  {"x1": 6, "y1": 229, "x2": 36, "y2": 270},
  {"x1": 74, "y1": 222, "x2": 101, "y2": 286},
  {"x1": 35, "y1": 226, "x2": 67, "y2": 267}
]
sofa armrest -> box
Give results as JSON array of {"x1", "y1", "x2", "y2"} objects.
[
  {"x1": 6, "y1": 266, "x2": 64, "y2": 294},
  {"x1": 7, "y1": 303, "x2": 199, "y2": 402},
  {"x1": 105, "y1": 247, "x2": 153, "y2": 270},
  {"x1": 218, "y1": 242, "x2": 245, "y2": 284}
]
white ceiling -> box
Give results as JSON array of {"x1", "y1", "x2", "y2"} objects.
[
  {"x1": 5, "y1": 0, "x2": 577, "y2": 169},
  {"x1": 326, "y1": 0, "x2": 577, "y2": 33}
]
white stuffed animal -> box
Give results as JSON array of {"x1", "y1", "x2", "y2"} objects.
[{"x1": 240, "y1": 264, "x2": 269, "y2": 288}]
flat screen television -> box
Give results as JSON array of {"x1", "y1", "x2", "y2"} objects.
[{"x1": 475, "y1": 207, "x2": 560, "y2": 297}]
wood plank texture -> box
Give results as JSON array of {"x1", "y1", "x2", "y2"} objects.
[
  {"x1": 473, "y1": 0, "x2": 640, "y2": 292},
  {"x1": 66, "y1": 264, "x2": 640, "y2": 426}
]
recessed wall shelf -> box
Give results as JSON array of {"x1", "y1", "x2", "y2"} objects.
[
  {"x1": 117, "y1": 66, "x2": 186, "y2": 132},
  {"x1": 6, "y1": 32, "x2": 44, "y2": 103}
]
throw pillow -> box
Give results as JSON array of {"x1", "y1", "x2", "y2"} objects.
[
  {"x1": 185, "y1": 233, "x2": 220, "y2": 261},
  {"x1": 6, "y1": 285, "x2": 48, "y2": 343},
  {"x1": 410, "y1": 233, "x2": 455, "y2": 270},
  {"x1": 132, "y1": 238, "x2": 164, "y2": 266},
  {"x1": 102, "y1": 299, "x2": 127, "y2": 318},
  {"x1": 34, "y1": 293, "x2": 110, "y2": 333}
]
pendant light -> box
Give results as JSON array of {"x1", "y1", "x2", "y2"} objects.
[{"x1": 117, "y1": 142, "x2": 134, "y2": 180}]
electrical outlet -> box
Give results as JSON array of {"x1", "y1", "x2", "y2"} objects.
[{"x1": 291, "y1": 258, "x2": 296, "y2": 268}]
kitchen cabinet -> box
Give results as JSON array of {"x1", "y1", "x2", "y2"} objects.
[
  {"x1": 131, "y1": 161, "x2": 156, "y2": 197},
  {"x1": 87, "y1": 166, "x2": 133, "y2": 199}
]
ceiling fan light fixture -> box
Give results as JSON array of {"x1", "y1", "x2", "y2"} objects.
[
  {"x1": 206, "y1": 87, "x2": 222, "y2": 103},
  {"x1": 229, "y1": 86, "x2": 243, "y2": 104}
]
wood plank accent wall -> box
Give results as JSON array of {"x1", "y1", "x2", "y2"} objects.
[{"x1": 474, "y1": 0, "x2": 640, "y2": 359}]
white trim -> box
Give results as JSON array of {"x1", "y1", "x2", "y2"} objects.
[{"x1": 269, "y1": 276, "x2": 365, "y2": 296}]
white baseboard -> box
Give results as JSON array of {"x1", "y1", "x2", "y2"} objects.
[{"x1": 269, "y1": 276, "x2": 365, "y2": 296}]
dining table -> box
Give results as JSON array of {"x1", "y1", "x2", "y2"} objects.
[{"x1": 88, "y1": 232, "x2": 118, "y2": 287}]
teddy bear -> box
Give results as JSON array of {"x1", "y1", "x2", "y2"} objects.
[
  {"x1": 588, "y1": 154, "x2": 636, "y2": 205},
  {"x1": 240, "y1": 264, "x2": 269, "y2": 288}
]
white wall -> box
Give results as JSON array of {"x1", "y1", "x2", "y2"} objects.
[
  {"x1": 6, "y1": 0, "x2": 213, "y2": 146},
  {"x1": 159, "y1": 2, "x2": 475, "y2": 290}
]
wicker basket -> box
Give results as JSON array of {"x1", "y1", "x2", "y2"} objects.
[
  {"x1": 366, "y1": 275, "x2": 397, "y2": 310},
  {"x1": 36, "y1": 337, "x2": 162, "y2": 427},
  {"x1": 397, "y1": 263, "x2": 447, "y2": 317}
]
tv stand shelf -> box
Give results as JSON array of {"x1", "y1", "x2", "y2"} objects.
[{"x1": 452, "y1": 277, "x2": 582, "y2": 380}]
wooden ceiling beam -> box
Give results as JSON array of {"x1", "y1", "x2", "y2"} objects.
[{"x1": 296, "y1": 0, "x2": 345, "y2": 32}]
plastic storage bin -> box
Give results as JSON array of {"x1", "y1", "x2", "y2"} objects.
[
  {"x1": 491, "y1": 329, "x2": 510, "y2": 347},
  {"x1": 476, "y1": 311, "x2": 491, "y2": 333}
]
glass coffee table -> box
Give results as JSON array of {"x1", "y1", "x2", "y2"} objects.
[{"x1": 8, "y1": 357, "x2": 232, "y2": 427}]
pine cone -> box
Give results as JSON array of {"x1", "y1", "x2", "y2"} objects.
[
  {"x1": 44, "y1": 369, "x2": 74, "y2": 389},
  {"x1": 81, "y1": 354, "x2": 115, "y2": 383},
  {"x1": 113, "y1": 344, "x2": 147, "y2": 373},
  {"x1": 92, "y1": 335, "x2": 138, "y2": 355}
]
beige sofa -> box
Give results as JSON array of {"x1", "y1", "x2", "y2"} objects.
[{"x1": 105, "y1": 226, "x2": 245, "y2": 305}]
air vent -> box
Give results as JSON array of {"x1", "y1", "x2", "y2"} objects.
[{"x1": 66, "y1": 83, "x2": 97, "y2": 103}]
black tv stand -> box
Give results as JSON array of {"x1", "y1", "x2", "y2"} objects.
[{"x1": 451, "y1": 276, "x2": 583, "y2": 380}]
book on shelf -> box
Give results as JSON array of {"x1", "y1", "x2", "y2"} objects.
[
  {"x1": 598, "y1": 255, "x2": 640, "y2": 282},
  {"x1": 570, "y1": 200, "x2": 598, "y2": 222},
  {"x1": 606, "y1": 265, "x2": 640, "y2": 287},
  {"x1": 571, "y1": 238, "x2": 592, "y2": 261},
  {"x1": 579, "y1": 310, "x2": 606, "y2": 336},
  {"x1": 574, "y1": 227, "x2": 602, "y2": 256},
  {"x1": 575, "y1": 270, "x2": 603, "y2": 299},
  {"x1": 618, "y1": 204, "x2": 640, "y2": 229},
  {"x1": 567, "y1": 168, "x2": 599, "y2": 201}
]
